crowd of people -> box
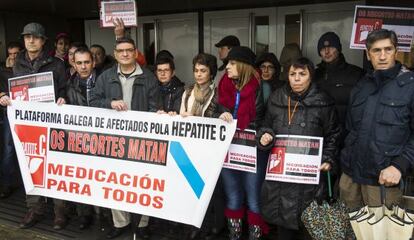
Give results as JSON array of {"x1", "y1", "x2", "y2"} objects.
[{"x1": 0, "y1": 17, "x2": 413, "y2": 240}]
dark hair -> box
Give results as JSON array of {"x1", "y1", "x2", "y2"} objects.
[
  {"x1": 193, "y1": 53, "x2": 218, "y2": 79},
  {"x1": 90, "y1": 44, "x2": 106, "y2": 55},
  {"x1": 6, "y1": 41, "x2": 23, "y2": 51},
  {"x1": 289, "y1": 57, "x2": 315, "y2": 81},
  {"x1": 115, "y1": 37, "x2": 136, "y2": 49},
  {"x1": 366, "y1": 29, "x2": 398, "y2": 50},
  {"x1": 69, "y1": 41, "x2": 88, "y2": 50},
  {"x1": 155, "y1": 57, "x2": 175, "y2": 71},
  {"x1": 156, "y1": 50, "x2": 174, "y2": 61},
  {"x1": 73, "y1": 47, "x2": 94, "y2": 61}
]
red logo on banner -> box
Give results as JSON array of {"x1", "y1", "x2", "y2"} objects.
[
  {"x1": 355, "y1": 18, "x2": 383, "y2": 44},
  {"x1": 11, "y1": 85, "x2": 29, "y2": 101},
  {"x1": 268, "y1": 147, "x2": 285, "y2": 174},
  {"x1": 14, "y1": 125, "x2": 48, "y2": 188}
]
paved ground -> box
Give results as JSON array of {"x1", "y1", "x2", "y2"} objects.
[{"x1": 0, "y1": 187, "x2": 231, "y2": 240}]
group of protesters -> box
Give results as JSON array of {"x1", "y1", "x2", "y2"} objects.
[{"x1": 0, "y1": 16, "x2": 413, "y2": 240}]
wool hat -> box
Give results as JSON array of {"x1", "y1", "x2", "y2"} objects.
[
  {"x1": 215, "y1": 35, "x2": 240, "y2": 48},
  {"x1": 317, "y1": 32, "x2": 341, "y2": 56},
  {"x1": 226, "y1": 46, "x2": 256, "y2": 67},
  {"x1": 21, "y1": 22, "x2": 47, "y2": 39}
]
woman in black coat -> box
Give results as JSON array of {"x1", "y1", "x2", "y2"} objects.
[{"x1": 257, "y1": 57, "x2": 340, "y2": 239}]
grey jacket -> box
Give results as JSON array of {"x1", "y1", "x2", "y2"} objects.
[{"x1": 89, "y1": 65, "x2": 158, "y2": 112}]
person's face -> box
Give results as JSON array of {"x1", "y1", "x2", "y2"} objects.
[
  {"x1": 260, "y1": 61, "x2": 275, "y2": 81},
  {"x1": 114, "y1": 43, "x2": 136, "y2": 66},
  {"x1": 320, "y1": 46, "x2": 339, "y2": 63},
  {"x1": 90, "y1": 47, "x2": 105, "y2": 66},
  {"x1": 288, "y1": 66, "x2": 311, "y2": 95},
  {"x1": 367, "y1": 38, "x2": 397, "y2": 70},
  {"x1": 218, "y1": 46, "x2": 231, "y2": 60},
  {"x1": 226, "y1": 60, "x2": 239, "y2": 79},
  {"x1": 194, "y1": 63, "x2": 211, "y2": 86},
  {"x1": 74, "y1": 52, "x2": 94, "y2": 79},
  {"x1": 156, "y1": 63, "x2": 175, "y2": 85},
  {"x1": 23, "y1": 34, "x2": 45, "y2": 54},
  {"x1": 55, "y1": 38, "x2": 69, "y2": 55},
  {"x1": 7, "y1": 47, "x2": 20, "y2": 60},
  {"x1": 68, "y1": 47, "x2": 78, "y2": 67}
]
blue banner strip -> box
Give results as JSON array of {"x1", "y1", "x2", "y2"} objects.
[{"x1": 169, "y1": 141, "x2": 205, "y2": 199}]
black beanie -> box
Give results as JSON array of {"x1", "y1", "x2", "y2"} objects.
[
  {"x1": 317, "y1": 32, "x2": 342, "y2": 56},
  {"x1": 226, "y1": 46, "x2": 256, "y2": 67}
]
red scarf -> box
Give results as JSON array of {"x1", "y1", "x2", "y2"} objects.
[{"x1": 218, "y1": 73, "x2": 259, "y2": 130}]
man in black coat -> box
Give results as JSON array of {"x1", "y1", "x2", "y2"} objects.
[
  {"x1": 314, "y1": 32, "x2": 364, "y2": 126},
  {"x1": 0, "y1": 22, "x2": 68, "y2": 230},
  {"x1": 340, "y1": 29, "x2": 414, "y2": 209}
]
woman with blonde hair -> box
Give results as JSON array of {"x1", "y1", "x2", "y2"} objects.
[{"x1": 218, "y1": 46, "x2": 267, "y2": 240}]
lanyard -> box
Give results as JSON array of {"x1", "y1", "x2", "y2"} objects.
[
  {"x1": 233, "y1": 91, "x2": 240, "y2": 119},
  {"x1": 288, "y1": 96, "x2": 299, "y2": 125}
]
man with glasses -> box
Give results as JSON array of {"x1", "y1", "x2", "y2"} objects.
[
  {"x1": 90, "y1": 37, "x2": 157, "y2": 239},
  {"x1": 339, "y1": 29, "x2": 414, "y2": 210}
]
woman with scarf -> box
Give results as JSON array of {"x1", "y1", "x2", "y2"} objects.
[
  {"x1": 257, "y1": 57, "x2": 340, "y2": 239},
  {"x1": 180, "y1": 53, "x2": 219, "y2": 118},
  {"x1": 218, "y1": 46, "x2": 267, "y2": 240}
]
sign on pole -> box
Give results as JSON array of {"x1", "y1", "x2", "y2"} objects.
[{"x1": 350, "y1": 5, "x2": 414, "y2": 52}]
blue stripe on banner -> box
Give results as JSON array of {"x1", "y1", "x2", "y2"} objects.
[{"x1": 169, "y1": 141, "x2": 205, "y2": 199}]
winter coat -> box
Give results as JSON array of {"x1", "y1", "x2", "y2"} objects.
[
  {"x1": 257, "y1": 83, "x2": 340, "y2": 230},
  {"x1": 89, "y1": 65, "x2": 158, "y2": 112},
  {"x1": 155, "y1": 76, "x2": 185, "y2": 113},
  {"x1": 13, "y1": 50, "x2": 67, "y2": 101},
  {"x1": 315, "y1": 54, "x2": 364, "y2": 125},
  {"x1": 340, "y1": 63, "x2": 414, "y2": 185},
  {"x1": 66, "y1": 71, "x2": 97, "y2": 106}
]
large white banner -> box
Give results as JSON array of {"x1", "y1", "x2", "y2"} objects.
[{"x1": 7, "y1": 101, "x2": 236, "y2": 227}]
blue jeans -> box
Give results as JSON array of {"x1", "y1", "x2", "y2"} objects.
[
  {"x1": 1, "y1": 116, "x2": 17, "y2": 186},
  {"x1": 221, "y1": 149, "x2": 268, "y2": 214}
]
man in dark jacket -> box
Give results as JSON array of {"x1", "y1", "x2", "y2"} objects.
[
  {"x1": 89, "y1": 37, "x2": 157, "y2": 239},
  {"x1": 66, "y1": 47, "x2": 97, "y2": 107},
  {"x1": 0, "y1": 22, "x2": 67, "y2": 230},
  {"x1": 314, "y1": 32, "x2": 364, "y2": 125},
  {"x1": 339, "y1": 29, "x2": 414, "y2": 209}
]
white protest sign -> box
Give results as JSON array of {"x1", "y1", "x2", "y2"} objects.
[
  {"x1": 8, "y1": 100, "x2": 236, "y2": 227},
  {"x1": 265, "y1": 135, "x2": 323, "y2": 185}
]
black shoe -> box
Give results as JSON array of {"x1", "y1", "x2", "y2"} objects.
[
  {"x1": 53, "y1": 215, "x2": 68, "y2": 230},
  {"x1": 135, "y1": 226, "x2": 150, "y2": 239},
  {"x1": 19, "y1": 210, "x2": 43, "y2": 229},
  {"x1": 79, "y1": 215, "x2": 93, "y2": 230},
  {"x1": 106, "y1": 225, "x2": 129, "y2": 239}
]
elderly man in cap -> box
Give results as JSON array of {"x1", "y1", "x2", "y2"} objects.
[
  {"x1": 215, "y1": 35, "x2": 240, "y2": 72},
  {"x1": 0, "y1": 22, "x2": 67, "y2": 230}
]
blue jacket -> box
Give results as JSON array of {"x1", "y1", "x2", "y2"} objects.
[{"x1": 340, "y1": 63, "x2": 414, "y2": 185}]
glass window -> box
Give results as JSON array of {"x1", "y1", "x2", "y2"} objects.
[
  {"x1": 255, "y1": 16, "x2": 269, "y2": 57},
  {"x1": 143, "y1": 23, "x2": 155, "y2": 66},
  {"x1": 285, "y1": 14, "x2": 300, "y2": 46}
]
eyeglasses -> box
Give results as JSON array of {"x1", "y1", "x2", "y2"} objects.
[
  {"x1": 156, "y1": 69, "x2": 171, "y2": 74},
  {"x1": 114, "y1": 48, "x2": 135, "y2": 54},
  {"x1": 369, "y1": 46, "x2": 396, "y2": 56},
  {"x1": 260, "y1": 65, "x2": 275, "y2": 71}
]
